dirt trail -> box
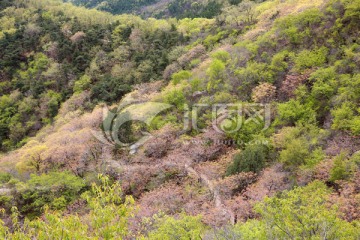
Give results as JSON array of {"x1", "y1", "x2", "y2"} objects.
[{"x1": 185, "y1": 164, "x2": 235, "y2": 225}]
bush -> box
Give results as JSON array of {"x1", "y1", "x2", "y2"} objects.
[
  {"x1": 147, "y1": 214, "x2": 207, "y2": 240},
  {"x1": 227, "y1": 144, "x2": 268, "y2": 175},
  {"x1": 303, "y1": 147, "x2": 325, "y2": 168},
  {"x1": 211, "y1": 50, "x2": 230, "y2": 63},
  {"x1": 350, "y1": 116, "x2": 360, "y2": 135},
  {"x1": 16, "y1": 171, "x2": 86, "y2": 217},
  {"x1": 73, "y1": 74, "x2": 91, "y2": 93},
  {"x1": 294, "y1": 47, "x2": 328, "y2": 71},
  {"x1": 0, "y1": 172, "x2": 11, "y2": 184},
  {"x1": 330, "y1": 152, "x2": 357, "y2": 182},
  {"x1": 255, "y1": 181, "x2": 359, "y2": 239},
  {"x1": 171, "y1": 70, "x2": 192, "y2": 85},
  {"x1": 273, "y1": 124, "x2": 327, "y2": 169},
  {"x1": 206, "y1": 59, "x2": 226, "y2": 92},
  {"x1": 279, "y1": 137, "x2": 310, "y2": 167},
  {"x1": 277, "y1": 99, "x2": 317, "y2": 126},
  {"x1": 331, "y1": 101, "x2": 355, "y2": 131},
  {"x1": 270, "y1": 50, "x2": 291, "y2": 73},
  {"x1": 1, "y1": 175, "x2": 135, "y2": 239},
  {"x1": 275, "y1": 8, "x2": 324, "y2": 46},
  {"x1": 163, "y1": 89, "x2": 186, "y2": 110}
]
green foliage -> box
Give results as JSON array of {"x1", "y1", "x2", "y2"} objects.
[
  {"x1": 269, "y1": 50, "x2": 291, "y2": 73},
  {"x1": 215, "y1": 220, "x2": 266, "y2": 240},
  {"x1": 91, "y1": 75, "x2": 132, "y2": 103},
  {"x1": 203, "y1": 31, "x2": 227, "y2": 49},
  {"x1": 255, "y1": 181, "x2": 360, "y2": 239},
  {"x1": 189, "y1": 77, "x2": 203, "y2": 93},
  {"x1": 163, "y1": 89, "x2": 186, "y2": 110},
  {"x1": 275, "y1": 8, "x2": 325, "y2": 46},
  {"x1": 206, "y1": 59, "x2": 226, "y2": 93},
  {"x1": 277, "y1": 99, "x2": 317, "y2": 126},
  {"x1": 81, "y1": 175, "x2": 135, "y2": 239},
  {"x1": 74, "y1": 74, "x2": 91, "y2": 93},
  {"x1": 1, "y1": 174, "x2": 135, "y2": 239},
  {"x1": 147, "y1": 214, "x2": 207, "y2": 240},
  {"x1": 303, "y1": 147, "x2": 325, "y2": 168},
  {"x1": 167, "y1": 0, "x2": 223, "y2": 19},
  {"x1": 235, "y1": 62, "x2": 274, "y2": 99},
  {"x1": 227, "y1": 144, "x2": 268, "y2": 175},
  {"x1": 211, "y1": 50, "x2": 230, "y2": 63},
  {"x1": 149, "y1": 115, "x2": 177, "y2": 131},
  {"x1": 279, "y1": 137, "x2": 310, "y2": 167},
  {"x1": 67, "y1": 0, "x2": 158, "y2": 15},
  {"x1": 330, "y1": 152, "x2": 358, "y2": 182},
  {"x1": 294, "y1": 47, "x2": 329, "y2": 71},
  {"x1": 171, "y1": 70, "x2": 192, "y2": 85},
  {"x1": 227, "y1": 116, "x2": 268, "y2": 146},
  {"x1": 16, "y1": 172, "x2": 86, "y2": 217},
  {"x1": 0, "y1": 172, "x2": 11, "y2": 184},
  {"x1": 274, "y1": 125, "x2": 326, "y2": 169},
  {"x1": 331, "y1": 101, "x2": 355, "y2": 131}
]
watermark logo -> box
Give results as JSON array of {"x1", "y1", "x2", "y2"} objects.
[
  {"x1": 91, "y1": 102, "x2": 173, "y2": 151},
  {"x1": 184, "y1": 103, "x2": 271, "y2": 134},
  {"x1": 92, "y1": 102, "x2": 271, "y2": 152}
]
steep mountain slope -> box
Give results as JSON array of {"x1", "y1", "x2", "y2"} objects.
[{"x1": 1, "y1": 0, "x2": 360, "y2": 238}]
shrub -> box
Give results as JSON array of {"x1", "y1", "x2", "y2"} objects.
[
  {"x1": 279, "y1": 137, "x2": 310, "y2": 167},
  {"x1": 206, "y1": 59, "x2": 226, "y2": 93},
  {"x1": 1, "y1": 175, "x2": 135, "y2": 239},
  {"x1": 304, "y1": 148, "x2": 325, "y2": 168},
  {"x1": 73, "y1": 74, "x2": 91, "y2": 93},
  {"x1": 255, "y1": 181, "x2": 359, "y2": 239},
  {"x1": 189, "y1": 77, "x2": 203, "y2": 92},
  {"x1": 275, "y1": 8, "x2": 324, "y2": 46},
  {"x1": 294, "y1": 47, "x2": 328, "y2": 71},
  {"x1": 147, "y1": 214, "x2": 207, "y2": 240},
  {"x1": 16, "y1": 171, "x2": 86, "y2": 217},
  {"x1": 273, "y1": 124, "x2": 327, "y2": 169},
  {"x1": 331, "y1": 101, "x2": 355, "y2": 131},
  {"x1": 350, "y1": 116, "x2": 360, "y2": 135},
  {"x1": 226, "y1": 116, "x2": 266, "y2": 146},
  {"x1": 330, "y1": 152, "x2": 357, "y2": 182},
  {"x1": 0, "y1": 172, "x2": 11, "y2": 184},
  {"x1": 270, "y1": 50, "x2": 291, "y2": 73},
  {"x1": 234, "y1": 62, "x2": 274, "y2": 99},
  {"x1": 227, "y1": 144, "x2": 268, "y2": 175},
  {"x1": 171, "y1": 70, "x2": 192, "y2": 85},
  {"x1": 163, "y1": 89, "x2": 186, "y2": 110},
  {"x1": 211, "y1": 50, "x2": 230, "y2": 63},
  {"x1": 277, "y1": 99, "x2": 317, "y2": 126}
]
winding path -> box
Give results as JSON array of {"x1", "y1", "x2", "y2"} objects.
[{"x1": 184, "y1": 164, "x2": 236, "y2": 225}]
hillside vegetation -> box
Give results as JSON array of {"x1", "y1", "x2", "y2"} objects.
[
  {"x1": 63, "y1": 0, "x2": 235, "y2": 18},
  {"x1": 1, "y1": 0, "x2": 360, "y2": 238}
]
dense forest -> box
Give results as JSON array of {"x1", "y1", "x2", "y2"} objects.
[
  {"x1": 64, "y1": 0, "x2": 242, "y2": 18},
  {"x1": 0, "y1": 0, "x2": 360, "y2": 238}
]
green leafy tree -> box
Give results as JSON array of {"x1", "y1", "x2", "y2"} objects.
[
  {"x1": 277, "y1": 99, "x2": 317, "y2": 126},
  {"x1": 227, "y1": 144, "x2": 268, "y2": 175},
  {"x1": 15, "y1": 171, "x2": 86, "y2": 217},
  {"x1": 171, "y1": 70, "x2": 192, "y2": 85},
  {"x1": 255, "y1": 181, "x2": 360, "y2": 239},
  {"x1": 1, "y1": 175, "x2": 135, "y2": 239},
  {"x1": 147, "y1": 214, "x2": 207, "y2": 240},
  {"x1": 206, "y1": 59, "x2": 226, "y2": 93}
]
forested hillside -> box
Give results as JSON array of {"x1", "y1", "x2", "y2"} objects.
[
  {"x1": 1, "y1": 0, "x2": 360, "y2": 238},
  {"x1": 64, "y1": 0, "x2": 239, "y2": 18}
]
